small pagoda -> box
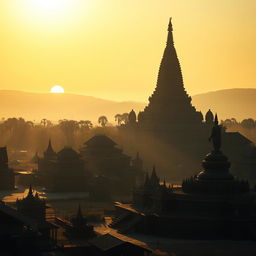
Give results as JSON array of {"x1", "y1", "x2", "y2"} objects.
[{"x1": 64, "y1": 205, "x2": 95, "y2": 239}]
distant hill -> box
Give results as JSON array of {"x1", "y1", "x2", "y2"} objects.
[
  {"x1": 0, "y1": 90, "x2": 146, "y2": 123},
  {"x1": 0, "y1": 88, "x2": 255, "y2": 123},
  {"x1": 192, "y1": 88, "x2": 256, "y2": 121}
]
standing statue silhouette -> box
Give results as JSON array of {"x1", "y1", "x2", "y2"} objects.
[{"x1": 209, "y1": 114, "x2": 222, "y2": 152}]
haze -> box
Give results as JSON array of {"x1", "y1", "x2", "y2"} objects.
[{"x1": 0, "y1": 0, "x2": 256, "y2": 101}]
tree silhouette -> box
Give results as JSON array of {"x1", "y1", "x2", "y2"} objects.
[
  {"x1": 40, "y1": 119, "x2": 47, "y2": 127},
  {"x1": 121, "y1": 113, "x2": 129, "y2": 124},
  {"x1": 79, "y1": 120, "x2": 93, "y2": 130},
  {"x1": 1, "y1": 118, "x2": 33, "y2": 149},
  {"x1": 58, "y1": 119, "x2": 79, "y2": 145},
  {"x1": 114, "y1": 113, "x2": 129, "y2": 125},
  {"x1": 114, "y1": 114, "x2": 122, "y2": 125},
  {"x1": 241, "y1": 118, "x2": 256, "y2": 129},
  {"x1": 98, "y1": 116, "x2": 108, "y2": 127},
  {"x1": 40, "y1": 119, "x2": 52, "y2": 127}
]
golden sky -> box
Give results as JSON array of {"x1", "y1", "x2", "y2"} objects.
[{"x1": 0, "y1": 0, "x2": 256, "y2": 101}]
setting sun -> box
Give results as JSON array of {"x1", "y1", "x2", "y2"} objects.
[{"x1": 50, "y1": 85, "x2": 65, "y2": 93}]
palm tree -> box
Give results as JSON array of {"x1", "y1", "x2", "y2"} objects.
[
  {"x1": 40, "y1": 118, "x2": 47, "y2": 127},
  {"x1": 114, "y1": 114, "x2": 122, "y2": 125},
  {"x1": 26, "y1": 121, "x2": 34, "y2": 128},
  {"x1": 98, "y1": 116, "x2": 108, "y2": 127},
  {"x1": 121, "y1": 113, "x2": 129, "y2": 124}
]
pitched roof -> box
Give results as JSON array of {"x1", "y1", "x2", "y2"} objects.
[
  {"x1": 89, "y1": 233, "x2": 152, "y2": 253},
  {"x1": 57, "y1": 147, "x2": 80, "y2": 160},
  {"x1": 0, "y1": 202, "x2": 37, "y2": 229},
  {"x1": 84, "y1": 135, "x2": 117, "y2": 148},
  {"x1": 89, "y1": 233, "x2": 126, "y2": 251}
]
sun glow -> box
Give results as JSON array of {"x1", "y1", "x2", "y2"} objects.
[
  {"x1": 32, "y1": 0, "x2": 72, "y2": 11},
  {"x1": 50, "y1": 85, "x2": 65, "y2": 93},
  {"x1": 19, "y1": 0, "x2": 84, "y2": 27}
]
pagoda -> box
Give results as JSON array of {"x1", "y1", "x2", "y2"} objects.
[
  {"x1": 64, "y1": 205, "x2": 95, "y2": 239},
  {"x1": 52, "y1": 147, "x2": 87, "y2": 192},
  {"x1": 16, "y1": 185, "x2": 46, "y2": 222},
  {"x1": 80, "y1": 135, "x2": 144, "y2": 196},
  {"x1": 16, "y1": 185, "x2": 58, "y2": 242},
  {"x1": 123, "y1": 19, "x2": 256, "y2": 181},
  {"x1": 38, "y1": 140, "x2": 57, "y2": 174},
  {"x1": 138, "y1": 18, "x2": 203, "y2": 130}
]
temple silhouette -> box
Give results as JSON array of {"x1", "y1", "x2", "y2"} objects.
[
  {"x1": 122, "y1": 18, "x2": 256, "y2": 181},
  {"x1": 38, "y1": 141, "x2": 87, "y2": 192},
  {"x1": 138, "y1": 18, "x2": 203, "y2": 128},
  {"x1": 37, "y1": 135, "x2": 144, "y2": 195},
  {"x1": 63, "y1": 205, "x2": 96, "y2": 239},
  {"x1": 113, "y1": 117, "x2": 256, "y2": 239}
]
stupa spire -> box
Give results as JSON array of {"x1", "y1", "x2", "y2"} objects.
[
  {"x1": 150, "y1": 166, "x2": 159, "y2": 185},
  {"x1": 214, "y1": 114, "x2": 219, "y2": 125},
  {"x1": 26, "y1": 184, "x2": 34, "y2": 199},
  {"x1": 44, "y1": 138, "x2": 56, "y2": 159},
  {"x1": 138, "y1": 18, "x2": 203, "y2": 127},
  {"x1": 167, "y1": 17, "x2": 174, "y2": 45},
  {"x1": 47, "y1": 139, "x2": 53, "y2": 152}
]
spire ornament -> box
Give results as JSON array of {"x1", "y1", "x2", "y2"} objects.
[{"x1": 167, "y1": 17, "x2": 174, "y2": 45}]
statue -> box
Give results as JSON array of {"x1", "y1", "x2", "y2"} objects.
[{"x1": 209, "y1": 114, "x2": 221, "y2": 152}]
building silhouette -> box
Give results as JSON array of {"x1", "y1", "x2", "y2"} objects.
[
  {"x1": 123, "y1": 19, "x2": 256, "y2": 181},
  {"x1": 0, "y1": 147, "x2": 15, "y2": 191},
  {"x1": 113, "y1": 118, "x2": 256, "y2": 239},
  {"x1": 80, "y1": 135, "x2": 144, "y2": 196},
  {"x1": 38, "y1": 139, "x2": 58, "y2": 185},
  {"x1": 16, "y1": 185, "x2": 58, "y2": 244},
  {"x1": 138, "y1": 18, "x2": 203, "y2": 129},
  {"x1": 37, "y1": 136, "x2": 144, "y2": 194},
  {"x1": 64, "y1": 205, "x2": 95, "y2": 239},
  {"x1": 38, "y1": 140, "x2": 88, "y2": 192}
]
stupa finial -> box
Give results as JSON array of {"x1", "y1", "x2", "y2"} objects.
[{"x1": 167, "y1": 17, "x2": 174, "y2": 45}]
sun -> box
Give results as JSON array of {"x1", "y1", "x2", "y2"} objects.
[
  {"x1": 31, "y1": 0, "x2": 72, "y2": 11},
  {"x1": 50, "y1": 85, "x2": 65, "y2": 93}
]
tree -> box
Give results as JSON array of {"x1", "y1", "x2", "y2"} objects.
[
  {"x1": 79, "y1": 120, "x2": 93, "y2": 130},
  {"x1": 40, "y1": 119, "x2": 52, "y2": 127},
  {"x1": 114, "y1": 114, "x2": 122, "y2": 125},
  {"x1": 58, "y1": 119, "x2": 79, "y2": 145},
  {"x1": 1, "y1": 117, "x2": 33, "y2": 150},
  {"x1": 222, "y1": 118, "x2": 238, "y2": 129},
  {"x1": 121, "y1": 113, "x2": 129, "y2": 124},
  {"x1": 98, "y1": 116, "x2": 108, "y2": 127},
  {"x1": 40, "y1": 118, "x2": 47, "y2": 127},
  {"x1": 26, "y1": 121, "x2": 34, "y2": 128},
  {"x1": 241, "y1": 118, "x2": 256, "y2": 129}
]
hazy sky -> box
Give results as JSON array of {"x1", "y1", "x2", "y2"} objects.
[{"x1": 0, "y1": 0, "x2": 255, "y2": 101}]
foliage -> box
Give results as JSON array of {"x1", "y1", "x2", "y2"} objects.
[
  {"x1": 221, "y1": 118, "x2": 256, "y2": 144},
  {"x1": 0, "y1": 117, "x2": 94, "y2": 152},
  {"x1": 114, "y1": 113, "x2": 129, "y2": 125},
  {"x1": 98, "y1": 116, "x2": 108, "y2": 127}
]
